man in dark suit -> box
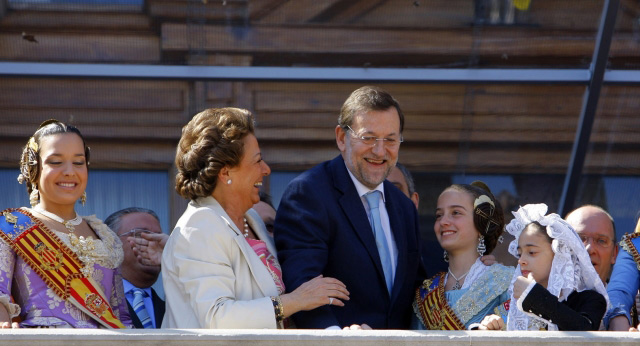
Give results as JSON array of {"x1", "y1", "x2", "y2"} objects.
[
  {"x1": 106, "y1": 207, "x2": 166, "y2": 329},
  {"x1": 274, "y1": 86, "x2": 425, "y2": 329}
]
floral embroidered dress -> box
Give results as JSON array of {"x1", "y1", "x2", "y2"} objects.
[
  {"x1": 413, "y1": 258, "x2": 513, "y2": 330},
  {"x1": 0, "y1": 208, "x2": 132, "y2": 328}
]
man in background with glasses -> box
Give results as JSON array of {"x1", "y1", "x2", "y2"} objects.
[
  {"x1": 106, "y1": 207, "x2": 166, "y2": 329},
  {"x1": 565, "y1": 205, "x2": 622, "y2": 331},
  {"x1": 275, "y1": 86, "x2": 425, "y2": 329},
  {"x1": 565, "y1": 205, "x2": 618, "y2": 285}
]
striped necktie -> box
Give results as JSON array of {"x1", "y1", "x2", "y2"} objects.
[
  {"x1": 364, "y1": 190, "x2": 393, "y2": 295},
  {"x1": 132, "y1": 288, "x2": 153, "y2": 329}
]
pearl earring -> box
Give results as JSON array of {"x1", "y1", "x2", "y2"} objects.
[{"x1": 227, "y1": 179, "x2": 232, "y2": 185}]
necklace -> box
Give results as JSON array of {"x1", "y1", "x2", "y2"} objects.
[
  {"x1": 447, "y1": 267, "x2": 471, "y2": 290},
  {"x1": 32, "y1": 205, "x2": 95, "y2": 278},
  {"x1": 243, "y1": 218, "x2": 250, "y2": 238},
  {"x1": 32, "y1": 205, "x2": 82, "y2": 232}
]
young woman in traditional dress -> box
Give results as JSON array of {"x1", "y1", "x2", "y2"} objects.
[
  {"x1": 413, "y1": 181, "x2": 513, "y2": 330},
  {"x1": 0, "y1": 120, "x2": 131, "y2": 328}
]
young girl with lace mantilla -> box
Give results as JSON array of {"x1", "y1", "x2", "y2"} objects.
[{"x1": 479, "y1": 204, "x2": 607, "y2": 331}]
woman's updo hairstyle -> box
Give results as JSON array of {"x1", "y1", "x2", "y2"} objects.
[
  {"x1": 446, "y1": 181, "x2": 505, "y2": 255},
  {"x1": 175, "y1": 107, "x2": 255, "y2": 200},
  {"x1": 18, "y1": 119, "x2": 90, "y2": 195}
]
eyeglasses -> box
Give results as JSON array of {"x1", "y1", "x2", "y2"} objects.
[
  {"x1": 578, "y1": 234, "x2": 614, "y2": 249},
  {"x1": 119, "y1": 228, "x2": 152, "y2": 238},
  {"x1": 345, "y1": 125, "x2": 403, "y2": 148}
]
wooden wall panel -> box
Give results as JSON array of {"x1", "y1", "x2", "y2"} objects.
[
  {"x1": 0, "y1": 78, "x2": 190, "y2": 168},
  {"x1": 0, "y1": 32, "x2": 160, "y2": 62},
  {"x1": 0, "y1": 12, "x2": 151, "y2": 31}
]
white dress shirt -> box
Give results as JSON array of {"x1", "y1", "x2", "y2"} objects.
[
  {"x1": 123, "y1": 279, "x2": 157, "y2": 328},
  {"x1": 346, "y1": 167, "x2": 398, "y2": 281}
]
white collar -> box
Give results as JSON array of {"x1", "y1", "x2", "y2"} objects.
[
  {"x1": 345, "y1": 162, "x2": 386, "y2": 202},
  {"x1": 123, "y1": 279, "x2": 151, "y2": 296}
]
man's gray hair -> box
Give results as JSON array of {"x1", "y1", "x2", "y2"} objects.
[{"x1": 104, "y1": 207, "x2": 160, "y2": 234}]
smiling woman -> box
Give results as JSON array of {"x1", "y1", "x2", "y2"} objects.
[
  {"x1": 0, "y1": 120, "x2": 132, "y2": 329},
  {"x1": 412, "y1": 181, "x2": 513, "y2": 330},
  {"x1": 161, "y1": 107, "x2": 350, "y2": 329}
]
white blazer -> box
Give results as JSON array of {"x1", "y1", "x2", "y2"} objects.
[{"x1": 161, "y1": 196, "x2": 279, "y2": 328}]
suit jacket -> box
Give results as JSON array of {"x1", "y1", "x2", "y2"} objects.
[
  {"x1": 127, "y1": 287, "x2": 166, "y2": 329},
  {"x1": 274, "y1": 155, "x2": 426, "y2": 329},
  {"x1": 161, "y1": 196, "x2": 280, "y2": 328}
]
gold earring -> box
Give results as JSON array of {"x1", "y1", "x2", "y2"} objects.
[{"x1": 80, "y1": 191, "x2": 87, "y2": 206}]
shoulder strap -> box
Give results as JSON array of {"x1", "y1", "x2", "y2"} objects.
[
  {"x1": 414, "y1": 272, "x2": 465, "y2": 330},
  {"x1": 0, "y1": 208, "x2": 126, "y2": 329},
  {"x1": 620, "y1": 232, "x2": 640, "y2": 271}
]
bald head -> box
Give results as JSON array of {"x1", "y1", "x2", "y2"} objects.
[{"x1": 565, "y1": 205, "x2": 618, "y2": 284}]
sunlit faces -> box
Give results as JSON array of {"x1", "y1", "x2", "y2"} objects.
[
  {"x1": 565, "y1": 207, "x2": 618, "y2": 284},
  {"x1": 434, "y1": 189, "x2": 478, "y2": 255},
  {"x1": 37, "y1": 133, "x2": 88, "y2": 210},
  {"x1": 227, "y1": 133, "x2": 271, "y2": 212},
  {"x1": 517, "y1": 224, "x2": 555, "y2": 288},
  {"x1": 336, "y1": 108, "x2": 401, "y2": 189},
  {"x1": 118, "y1": 212, "x2": 163, "y2": 280}
]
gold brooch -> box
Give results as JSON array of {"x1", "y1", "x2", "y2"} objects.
[{"x1": 3, "y1": 211, "x2": 17, "y2": 225}]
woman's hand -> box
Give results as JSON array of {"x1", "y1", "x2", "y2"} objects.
[
  {"x1": 0, "y1": 306, "x2": 18, "y2": 328},
  {"x1": 512, "y1": 273, "x2": 534, "y2": 299},
  {"x1": 478, "y1": 314, "x2": 504, "y2": 330},
  {"x1": 0, "y1": 321, "x2": 19, "y2": 328},
  {"x1": 129, "y1": 232, "x2": 169, "y2": 266},
  {"x1": 280, "y1": 275, "x2": 350, "y2": 318},
  {"x1": 343, "y1": 324, "x2": 372, "y2": 330}
]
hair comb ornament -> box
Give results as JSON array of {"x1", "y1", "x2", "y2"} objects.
[{"x1": 474, "y1": 195, "x2": 494, "y2": 208}]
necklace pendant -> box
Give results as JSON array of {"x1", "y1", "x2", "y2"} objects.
[{"x1": 452, "y1": 281, "x2": 462, "y2": 290}]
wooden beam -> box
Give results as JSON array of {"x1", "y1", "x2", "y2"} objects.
[
  {"x1": 0, "y1": 11, "x2": 151, "y2": 31},
  {"x1": 0, "y1": 125, "x2": 182, "y2": 140},
  {"x1": 248, "y1": 0, "x2": 288, "y2": 21},
  {"x1": 257, "y1": 0, "x2": 344, "y2": 24},
  {"x1": 327, "y1": 0, "x2": 387, "y2": 24},
  {"x1": 0, "y1": 79, "x2": 187, "y2": 110},
  {"x1": 0, "y1": 111, "x2": 189, "y2": 128},
  {"x1": 0, "y1": 140, "x2": 177, "y2": 169},
  {"x1": 162, "y1": 23, "x2": 640, "y2": 63},
  {"x1": 0, "y1": 32, "x2": 160, "y2": 62},
  {"x1": 162, "y1": 22, "x2": 474, "y2": 55},
  {"x1": 148, "y1": 0, "x2": 247, "y2": 21}
]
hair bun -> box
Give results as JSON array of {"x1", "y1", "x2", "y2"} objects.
[{"x1": 470, "y1": 180, "x2": 491, "y2": 194}]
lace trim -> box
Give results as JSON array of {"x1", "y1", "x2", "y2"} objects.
[
  {"x1": 453, "y1": 263, "x2": 513, "y2": 324},
  {"x1": 459, "y1": 257, "x2": 486, "y2": 289},
  {"x1": 38, "y1": 213, "x2": 123, "y2": 271}
]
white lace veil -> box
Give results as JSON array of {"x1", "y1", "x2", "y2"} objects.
[{"x1": 505, "y1": 203, "x2": 609, "y2": 331}]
